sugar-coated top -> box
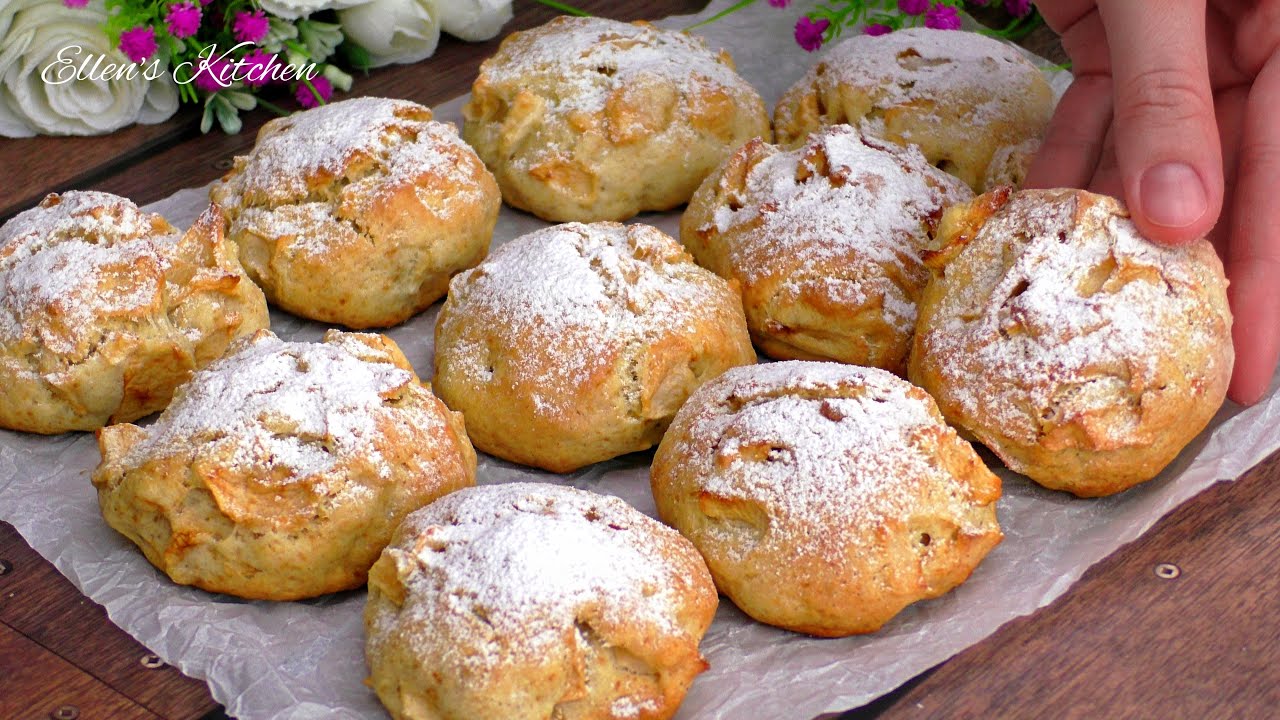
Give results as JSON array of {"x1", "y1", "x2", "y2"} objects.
[
  {"x1": 369, "y1": 482, "x2": 707, "y2": 670},
  {"x1": 923, "y1": 190, "x2": 1230, "y2": 447},
  {"x1": 441, "y1": 222, "x2": 729, "y2": 414},
  {"x1": 673, "y1": 361, "x2": 989, "y2": 561},
  {"x1": 705, "y1": 125, "x2": 971, "y2": 333},
  {"x1": 816, "y1": 27, "x2": 1042, "y2": 115},
  {"x1": 0, "y1": 191, "x2": 176, "y2": 354},
  {"x1": 477, "y1": 15, "x2": 753, "y2": 118},
  {"x1": 225, "y1": 96, "x2": 482, "y2": 205},
  {"x1": 115, "y1": 331, "x2": 429, "y2": 492}
]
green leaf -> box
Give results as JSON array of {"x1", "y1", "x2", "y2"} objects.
[
  {"x1": 214, "y1": 97, "x2": 243, "y2": 135},
  {"x1": 200, "y1": 97, "x2": 216, "y2": 134},
  {"x1": 529, "y1": 0, "x2": 592, "y2": 16},
  {"x1": 263, "y1": 16, "x2": 300, "y2": 54},
  {"x1": 297, "y1": 19, "x2": 344, "y2": 62},
  {"x1": 224, "y1": 89, "x2": 258, "y2": 112},
  {"x1": 339, "y1": 41, "x2": 373, "y2": 73}
]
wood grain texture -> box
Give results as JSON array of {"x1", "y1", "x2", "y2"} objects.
[
  {"x1": 0, "y1": 522, "x2": 217, "y2": 720},
  {"x1": 0, "y1": 122, "x2": 188, "y2": 225},
  {"x1": 871, "y1": 449, "x2": 1280, "y2": 720},
  {"x1": 0, "y1": 623, "x2": 162, "y2": 720}
]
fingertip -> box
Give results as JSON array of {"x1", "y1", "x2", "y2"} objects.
[
  {"x1": 1127, "y1": 162, "x2": 1221, "y2": 246},
  {"x1": 1226, "y1": 269, "x2": 1280, "y2": 406},
  {"x1": 1228, "y1": 358, "x2": 1275, "y2": 406}
]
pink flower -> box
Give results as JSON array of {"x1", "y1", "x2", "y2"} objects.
[
  {"x1": 165, "y1": 2, "x2": 202, "y2": 39},
  {"x1": 1004, "y1": 0, "x2": 1032, "y2": 17},
  {"x1": 241, "y1": 50, "x2": 279, "y2": 87},
  {"x1": 62, "y1": 0, "x2": 90, "y2": 7},
  {"x1": 296, "y1": 76, "x2": 333, "y2": 108},
  {"x1": 898, "y1": 0, "x2": 929, "y2": 15},
  {"x1": 925, "y1": 4, "x2": 962, "y2": 29},
  {"x1": 794, "y1": 17, "x2": 830, "y2": 52},
  {"x1": 118, "y1": 26, "x2": 158, "y2": 64},
  {"x1": 233, "y1": 10, "x2": 271, "y2": 44},
  {"x1": 768, "y1": 0, "x2": 790, "y2": 7},
  {"x1": 200, "y1": 0, "x2": 214, "y2": 4},
  {"x1": 864, "y1": 23, "x2": 893, "y2": 36},
  {"x1": 193, "y1": 57, "x2": 232, "y2": 93}
]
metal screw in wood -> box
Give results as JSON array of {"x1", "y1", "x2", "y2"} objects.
[
  {"x1": 140, "y1": 653, "x2": 165, "y2": 669},
  {"x1": 213, "y1": 158, "x2": 234, "y2": 171},
  {"x1": 1154, "y1": 562, "x2": 1181, "y2": 580},
  {"x1": 50, "y1": 706, "x2": 79, "y2": 720},
  {"x1": 0, "y1": 559, "x2": 11, "y2": 576}
]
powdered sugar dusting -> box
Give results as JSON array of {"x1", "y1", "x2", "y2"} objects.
[
  {"x1": 118, "y1": 332, "x2": 418, "y2": 490},
  {"x1": 371, "y1": 483, "x2": 692, "y2": 670},
  {"x1": 440, "y1": 223, "x2": 722, "y2": 415},
  {"x1": 0, "y1": 191, "x2": 175, "y2": 354},
  {"x1": 922, "y1": 191, "x2": 1227, "y2": 446},
  {"x1": 812, "y1": 28, "x2": 1041, "y2": 123},
  {"x1": 479, "y1": 16, "x2": 752, "y2": 118},
  {"x1": 678, "y1": 362, "x2": 984, "y2": 561},
  {"x1": 706, "y1": 126, "x2": 971, "y2": 335},
  {"x1": 217, "y1": 97, "x2": 482, "y2": 219}
]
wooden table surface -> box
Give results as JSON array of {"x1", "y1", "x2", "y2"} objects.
[{"x1": 2, "y1": 2, "x2": 1277, "y2": 718}]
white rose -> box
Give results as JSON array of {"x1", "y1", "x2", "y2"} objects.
[
  {"x1": 258, "y1": 0, "x2": 368, "y2": 21},
  {"x1": 0, "y1": 0, "x2": 177, "y2": 138},
  {"x1": 438, "y1": 0, "x2": 513, "y2": 42},
  {"x1": 337, "y1": 0, "x2": 441, "y2": 68}
]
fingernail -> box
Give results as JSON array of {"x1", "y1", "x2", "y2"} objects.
[{"x1": 1139, "y1": 162, "x2": 1208, "y2": 229}]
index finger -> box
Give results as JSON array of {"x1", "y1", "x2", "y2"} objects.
[{"x1": 1226, "y1": 54, "x2": 1280, "y2": 405}]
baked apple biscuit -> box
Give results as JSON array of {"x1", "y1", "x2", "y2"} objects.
[
  {"x1": 93, "y1": 329, "x2": 476, "y2": 600},
  {"x1": 909, "y1": 189, "x2": 1233, "y2": 497},
  {"x1": 0, "y1": 191, "x2": 268, "y2": 434},
  {"x1": 462, "y1": 16, "x2": 771, "y2": 222},
  {"x1": 211, "y1": 97, "x2": 500, "y2": 329},
  {"x1": 651, "y1": 361, "x2": 1002, "y2": 636},
  {"x1": 364, "y1": 483, "x2": 717, "y2": 720},
  {"x1": 681, "y1": 124, "x2": 972, "y2": 372},
  {"x1": 433, "y1": 222, "x2": 755, "y2": 473},
  {"x1": 774, "y1": 28, "x2": 1052, "y2": 192}
]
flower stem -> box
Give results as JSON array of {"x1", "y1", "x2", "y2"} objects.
[
  {"x1": 530, "y1": 0, "x2": 591, "y2": 16},
  {"x1": 684, "y1": 0, "x2": 758, "y2": 32},
  {"x1": 256, "y1": 97, "x2": 290, "y2": 117}
]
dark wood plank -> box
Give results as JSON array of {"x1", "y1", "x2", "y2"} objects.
[
  {"x1": 0, "y1": 523, "x2": 217, "y2": 720},
  {"x1": 0, "y1": 622, "x2": 163, "y2": 720},
  {"x1": 871, "y1": 450, "x2": 1280, "y2": 719},
  {"x1": 0, "y1": 0, "x2": 710, "y2": 221},
  {"x1": 0, "y1": 122, "x2": 193, "y2": 226}
]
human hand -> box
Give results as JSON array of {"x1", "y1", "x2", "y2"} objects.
[{"x1": 1024, "y1": 0, "x2": 1280, "y2": 405}]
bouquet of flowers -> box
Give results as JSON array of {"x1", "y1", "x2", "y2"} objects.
[{"x1": 0, "y1": 0, "x2": 514, "y2": 137}]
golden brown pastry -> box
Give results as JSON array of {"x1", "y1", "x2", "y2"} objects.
[
  {"x1": 364, "y1": 482, "x2": 718, "y2": 720},
  {"x1": 92, "y1": 329, "x2": 476, "y2": 600},
  {"x1": 773, "y1": 28, "x2": 1053, "y2": 192},
  {"x1": 681, "y1": 124, "x2": 972, "y2": 372},
  {"x1": 433, "y1": 222, "x2": 756, "y2": 473},
  {"x1": 211, "y1": 97, "x2": 500, "y2": 329},
  {"x1": 651, "y1": 361, "x2": 1002, "y2": 637},
  {"x1": 462, "y1": 16, "x2": 771, "y2": 222},
  {"x1": 0, "y1": 191, "x2": 268, "y2": 434},
  {"x1": 982, "y1": 137, "x2": 1041, "y2": 190},
  {"x1": 909, "y1": 189, "x2": 1233, "y2": 497}
]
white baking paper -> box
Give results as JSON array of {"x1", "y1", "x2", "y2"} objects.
[{"x1": 3, "y1": 2, "x2": 1277, "y2": 719}]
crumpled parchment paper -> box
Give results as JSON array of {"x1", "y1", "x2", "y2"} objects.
[{"x1": 3, "y1": 2, "x2": 1278, "y2": 718}]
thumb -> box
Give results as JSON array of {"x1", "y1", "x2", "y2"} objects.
[{"x1": 1099, "y1": 0, "x2": 1223, "y2": 245}]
